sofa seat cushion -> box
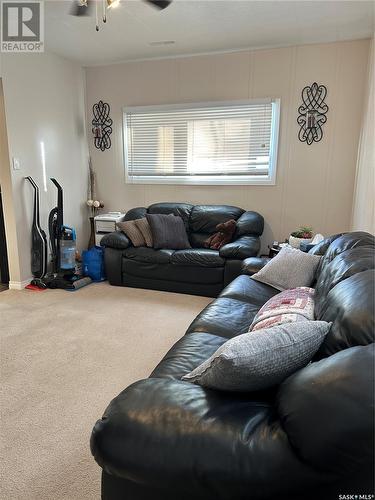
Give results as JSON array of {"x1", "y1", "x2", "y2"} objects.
[
  {"x1": 220, "y1": 275, "x2": 279, "y2": 307},
  {"x1": 171, "y1": 249, "x2": 225, "y2": 268},
  {"x1": 187, "y1": 297, "x2": 260, "y2": 339},
  {"x1": 122, "y1": 247, "x2": 174, "y2": 264},
  {"x1": 185, "y1": 275, "x2": 280, "y2": 339},
  {"x1": 151, "y1": 332, "x2": 227, "y2": 380}
]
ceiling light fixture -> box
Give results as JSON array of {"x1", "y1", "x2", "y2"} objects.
[
  {"x1": 71, "y1": 0, "x2": 172, "y2": 31},
  {"x1": 107, "y1": 0, "x2": 120, "y2": 8}
]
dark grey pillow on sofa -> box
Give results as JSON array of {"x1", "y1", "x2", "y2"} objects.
[{"x1": 146, "y1": 214, "x2": 191, "y2": 250}]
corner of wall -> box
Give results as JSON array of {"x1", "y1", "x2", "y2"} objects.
[
  {"x1": 351, "y1": 38, "x2": 375, "y2": 234},
  {"x1": 0, "y1": 78, "x2": 22, "y2": 283}
]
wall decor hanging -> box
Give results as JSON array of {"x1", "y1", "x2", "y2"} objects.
[
  {"x1": 92, "y1": 100, "x2": 112, "y2": 151},
  {"x1": 297, "y1": 82, "x2": 328, "y2": 145}
]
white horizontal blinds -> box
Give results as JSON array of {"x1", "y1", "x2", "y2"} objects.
[{"x1": 126, "y1": 102, "x2": 273, "y2": 179}]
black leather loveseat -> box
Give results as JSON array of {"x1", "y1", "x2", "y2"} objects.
[
  {"x1": 91, "y1": 232, "x2": 374, "y2": 500},
  {"x1": 101, "y1": 203, "x2": 264, "y2": 297}
]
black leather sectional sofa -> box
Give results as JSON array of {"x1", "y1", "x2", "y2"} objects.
[
  {"x1": 101, "y1": 203, "x2": 264, "y2": 297},
  {"x1": 91, "y1": 231, "x2": 375, "y2": 500}
]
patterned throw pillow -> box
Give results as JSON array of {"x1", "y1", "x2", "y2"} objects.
[
  {"x1": 117, "y1": 220, "x2": 146, "y2": 247},
  {"x1": 135, "y1": 218, "x2": 153, "y2": 247},
  {"x1": 251, "y1": 246, "x2": 321, "y2": 291},
  {"x1": 249, "y1": 287, "x2": 315, "y2": 332},
  {"x1": 182, "y1": 321, "x2": 331, "y2": 392}
]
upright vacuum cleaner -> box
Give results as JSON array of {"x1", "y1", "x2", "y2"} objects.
[
  {"x1": 25, "y1": 177, "x2": 91, "y2": 291},
  {"x1": 44, "y1": 178, "x2": 91, "y2": 290},
  {"x1": 25, "y1": 177, "x2": 48, "y2": 289}
]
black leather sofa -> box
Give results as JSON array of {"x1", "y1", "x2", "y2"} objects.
[
  {"x1": 101, "y1": 203, "x2": 264, "y2": 297},
  {"x1": 91, "y1": 232, "x2": 375, "y2": 500}
]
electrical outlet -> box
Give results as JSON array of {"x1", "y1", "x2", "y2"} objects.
[{"x1": 12, "y1": 157, "x2": 21, "y2": 170}]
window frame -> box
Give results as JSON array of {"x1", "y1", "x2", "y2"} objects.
[{"x1": 123, "y1": 98, "x2": 280, "y2": 186}]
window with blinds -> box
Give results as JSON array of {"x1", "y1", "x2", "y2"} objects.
[{"x1": 124, "y1": 99, "x2": 280, "y2": 185}]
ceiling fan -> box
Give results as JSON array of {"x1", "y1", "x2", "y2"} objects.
[{"x1": 71, "y1": 0, "x2": 172, "y2": 31}]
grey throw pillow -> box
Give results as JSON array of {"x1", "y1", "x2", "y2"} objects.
[
  {"x1": 182, "y1": 320, "x2": 330, "y2": 392},
  {"x1": 146, "y1": 214, "x2": 191, "y2": 250},
  {"x1": 251, "y1": 246, "x2": 321, "y2": 291}
]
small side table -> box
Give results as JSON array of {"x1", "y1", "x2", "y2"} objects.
[
  {"x1": 94, "y1": 212, "x2": 126, "y2": 246},
  {"x1": 267, "y1": 245, "x2": 281, "y2": 258}
]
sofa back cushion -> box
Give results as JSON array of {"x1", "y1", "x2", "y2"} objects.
[
  {"x1": 315, "y1": 270, "x2": 375, "y2": 359},
  {"x1": 125, "y1": 207, "x2": 147, "y2": 221},
  {"x1": 148, "y1": 203, "x2": 193, "y2": 230},
  {"x1": 189, "y1": 205, "x2": 244, "y2": 234},
  {"x1": 314, "y1": 246, "x2": 375, "y2": 317},
  {"x1": 312, "y1": 232, "x2": 375, "y2": 359},
  {"x1": 313, "y1": 231, "x2": 374, "y2": 279}
]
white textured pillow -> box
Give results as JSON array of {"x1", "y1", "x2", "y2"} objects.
[{"x1": 251, "y1": 247, "x2": 321, "y2": 291}]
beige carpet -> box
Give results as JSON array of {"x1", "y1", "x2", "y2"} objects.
[{"x1": 0, "y1": 283, "x2": 211, "y2": 500}]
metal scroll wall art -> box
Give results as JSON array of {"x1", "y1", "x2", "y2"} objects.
[
  {"x1": 297, "y1": 82, "x2": 328, "y2": 145},
  {"x1": 92, "y1": 101, "x2": 113, "y2": 151}
]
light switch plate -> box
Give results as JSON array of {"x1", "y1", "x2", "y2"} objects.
[{"x1": 12, "y1": 157, "x2": 21, "y2": 170}]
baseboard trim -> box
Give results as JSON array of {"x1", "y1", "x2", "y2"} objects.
[{"x1": 8, "y1": 278, "x2": 32, "y2": 290}]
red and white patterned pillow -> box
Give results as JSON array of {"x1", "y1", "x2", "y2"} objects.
[{"x1": 249, "y1": 287, "x2": 315, "y2": 332}]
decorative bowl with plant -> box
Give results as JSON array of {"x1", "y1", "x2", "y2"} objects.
[{"x1": 289, "y1": 226, "x2": 313, "y2": 249}]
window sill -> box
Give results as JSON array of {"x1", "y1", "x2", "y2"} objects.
[{"x1": 125, "y1": 175, "x2": 276, "y2": 186}]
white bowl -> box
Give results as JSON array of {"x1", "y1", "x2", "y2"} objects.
[{"x1": 289, "y1": 235, "x2": 312, "y2": 249}]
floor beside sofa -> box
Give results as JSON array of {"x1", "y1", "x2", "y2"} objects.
[{"x1": 0, "y1": 283, "x2": 211, "y2": 500}]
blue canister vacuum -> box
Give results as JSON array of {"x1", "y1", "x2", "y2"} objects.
[{"x1": 48, "y1": 178, "x2": 76, "y2": 273}]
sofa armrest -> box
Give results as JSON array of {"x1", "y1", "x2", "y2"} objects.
[
  {"x1": 235, "y1": 211, "x2": 264, "y2": 237},
  {"x1": 277, "y1": 344, "x2": 374, "y2": 480},
  {"x1": 219, "y1": 236, "x2": 260, "y2": 259},
  {"x1": 100, "y1": 231, "x2": 131, "y2": 250},
  {"x1": 241, "y1": 256, "x2": 270, "y2": 276},
  {"x1": 91, "y1": 378, "x2": 321, "y2": 497}
]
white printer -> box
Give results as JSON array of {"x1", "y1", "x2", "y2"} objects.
[{"x1": 94, "y1": 212, "x2": 126, "y2": 246}]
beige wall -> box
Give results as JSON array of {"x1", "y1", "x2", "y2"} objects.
[
  {"x1": 351, "y1": 40, "x2": 374, "y2": 234},
  {"x1": 1, "y1": 52, "x2": 89, "y2": 285},
  {"x1": 86, "y1": 39, "x2": 370, "y2": 250}
]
